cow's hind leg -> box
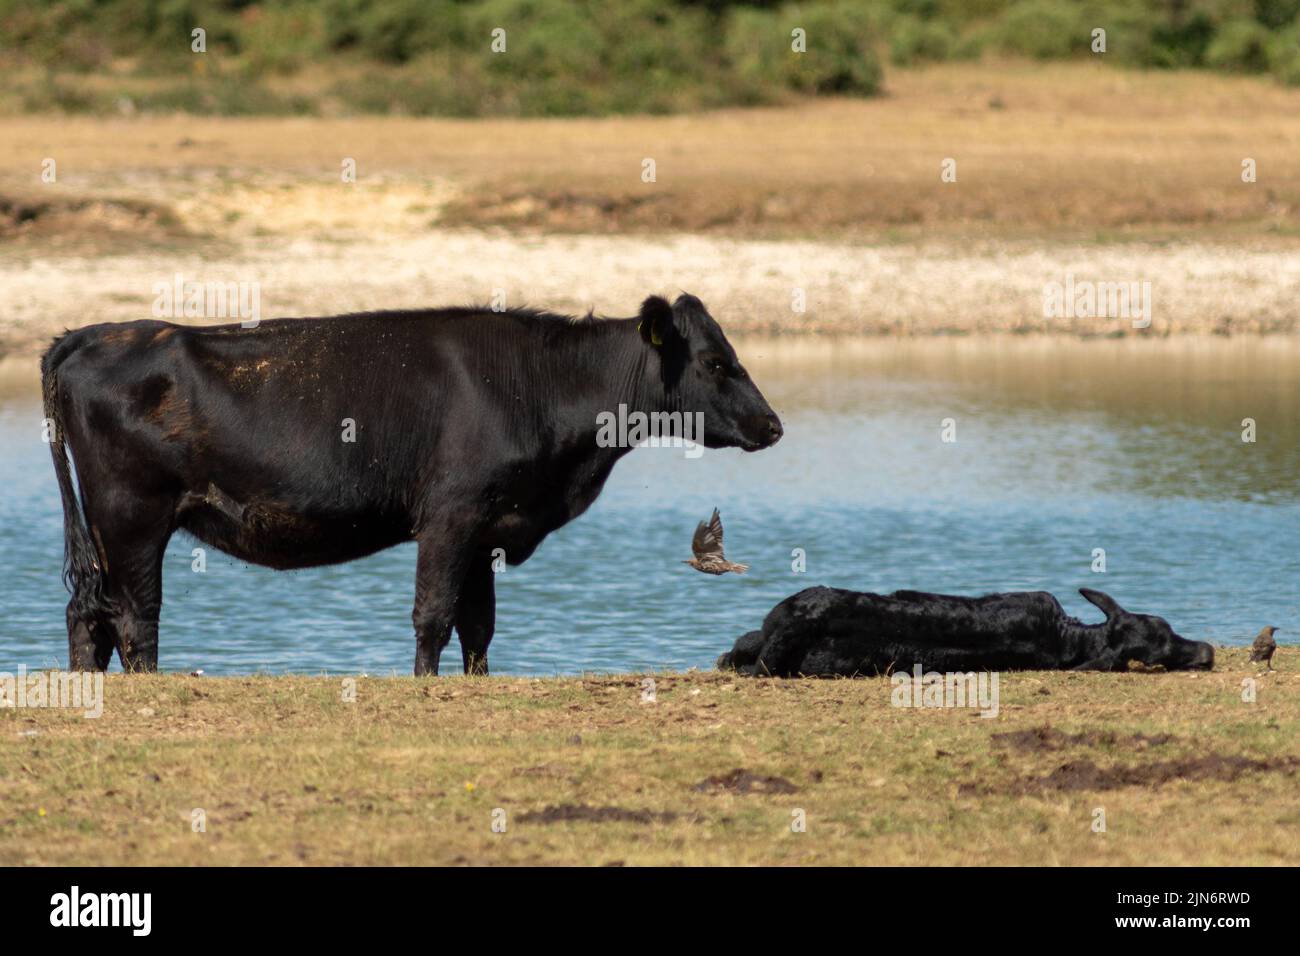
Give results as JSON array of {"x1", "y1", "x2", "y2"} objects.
[
  {"x1": 83, "y1": 493, "x2": 174, "y2": 673},
  {"x1": 67, "y1": 603, "x2": 114, "y2": 671},
  {"x1": 455, "y1": 560, "x2": 495, "y2": 676}
]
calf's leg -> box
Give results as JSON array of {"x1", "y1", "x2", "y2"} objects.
[{"x1": 455, "y1": 561, "x2": 496, "y2": 676}]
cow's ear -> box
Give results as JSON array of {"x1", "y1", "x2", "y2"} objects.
[
  {"x1": 638, "y1": 296, "x2": 676, "y2": 348},
  {"x1": 1079, "y1": 588, "x2": 1124, "y2": 621}
]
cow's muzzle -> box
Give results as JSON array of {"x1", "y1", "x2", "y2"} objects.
[{"x1": 740, "y1": 413, "x2": 783, "y2": 451}]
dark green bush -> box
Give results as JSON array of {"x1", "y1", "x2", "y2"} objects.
[
  {"x1": 1147, "y1": 7, "x2": 1217, "y2": 68},
  {"x1": 4, "y1": 0, "x2": 1300, "y2": 116},
  {"x1": 1266, "y1": 23, "x2": 1300, "y2": 83},
  {"x1": 727, "y1": 1, "x2": 884, "y2": 96},
  {"x1": 1254, "y1": 0, "x2": 1300, "y2": 30},
  {"x1": 1075, "y1": 2, "x2": 1160, "y2": 67},
  {"x1": 890, "y1": 14, "x2": 956, "y2": 65},
  {"x1": 1206, "y1": 18, "x2": 1272, "y2": 71},
  {"x1": 996, "y1": 0, "x2": 1091, "y2": 60}
]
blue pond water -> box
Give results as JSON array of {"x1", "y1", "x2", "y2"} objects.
[{"x1": 1, "y1": 337, "x2": 1296, "y2": 675}]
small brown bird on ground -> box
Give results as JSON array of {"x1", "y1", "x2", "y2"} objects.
[
  {"x1": 684, "y1": 508, "x2": 748, "y2": 575},
  {"x1": 1249, "y1": 626, "x2": 1279, "y2": 670}
]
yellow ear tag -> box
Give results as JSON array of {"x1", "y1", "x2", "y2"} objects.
[{"x1": 639, "y1": 320, "x2": 663, "y2": 346}]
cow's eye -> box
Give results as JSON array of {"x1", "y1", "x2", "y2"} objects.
[{"x1": 705, "y1": 357, "x2": 725, "y2": 374}]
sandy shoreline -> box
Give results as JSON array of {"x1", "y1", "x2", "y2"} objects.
[{"x1": 4, "y1": 231, "x2": 1300, "y2": 369}]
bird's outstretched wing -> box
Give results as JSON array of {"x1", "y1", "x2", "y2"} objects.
[{"x1": 692, "y1": 508, "x2": 725, "y2": 561}]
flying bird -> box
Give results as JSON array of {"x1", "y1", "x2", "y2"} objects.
[
  {"x1": 684, "y1": 508, "x2": 748, "y2": 575},
  {"x1": 1249, "y1": 626, "x2": 1279, "y2": 670}
]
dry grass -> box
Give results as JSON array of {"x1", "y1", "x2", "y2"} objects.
[
  {"x1": 1, "y1": 648, "x2": 1296, "y2": 866},
  {"x1": 4, "y1": 62, "x2": 1300, "y2": 242}
]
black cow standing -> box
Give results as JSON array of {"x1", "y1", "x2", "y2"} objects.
[{"x1": 42, "y1": 294, "x2": 782, "y2": 675}]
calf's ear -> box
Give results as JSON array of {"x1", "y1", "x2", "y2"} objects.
[
  {"x1": 1079, "y1": 588, "x2": 1124, "y2": 621},
  {"x1": 638, "y1": 295, "x2": 676, "y2": 347}
]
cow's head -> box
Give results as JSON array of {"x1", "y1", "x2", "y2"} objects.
[
  {"x1": 638, "y1": 294, "x2": 782, "y2": 451},
  {"x1": 1080, "y1": 588, "x2": 1215, "y2": 671}
]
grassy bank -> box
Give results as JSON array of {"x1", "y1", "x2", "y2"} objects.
[{"x1": 1, "y1": 648, "x2": 1295, "y2": 865}]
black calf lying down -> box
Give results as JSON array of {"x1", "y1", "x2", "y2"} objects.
[{"x1": 718, "y1": 586, "x2": 1215, "y2": 676}]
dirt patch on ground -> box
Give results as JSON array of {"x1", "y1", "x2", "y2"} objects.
[
  {"x1": 516, "y1": 804, "x2": 682, "y2": 824},
  {"x1": 693, "y1": 768, "x2": 800, "y2": 795},
  {"x1": 965, "y1": 754, "x2": 1300, "y2": 796},
  {"x1": 992, "y1": 725, "x2": 1176, "y2": 753},
  {"x1": 444, "y1": 189, "x2": 677, "y2": 233},
  {"x1": 0, "y1": 193, "x2": 183, "y2": 243}
]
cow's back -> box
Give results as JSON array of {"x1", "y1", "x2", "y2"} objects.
[{"x1": 50, "y1": 313, "x2": 496, "y2": 568}]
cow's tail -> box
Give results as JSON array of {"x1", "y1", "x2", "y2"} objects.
[{"x1": 41, "y1": 335, "x2": 108, "y2": 623}]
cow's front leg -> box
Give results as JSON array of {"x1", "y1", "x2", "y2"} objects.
[
  {"x1": 412, "y1": 536, "x2": 468, "y2": 676},
  {"x1": 455, "y1": 560, "x2": 495, "y2": 676}
]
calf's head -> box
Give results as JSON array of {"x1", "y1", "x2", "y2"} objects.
[
  {"x1": 638, "y1": 294, "x2": 782, "y2": 451},
  {"x1": 1080, "y1": 588, "x2": 1214, "y2": 671}
]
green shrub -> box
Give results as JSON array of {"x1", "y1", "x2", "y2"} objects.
[
  {"x1": 996, "y1": 0, "x2": 1091, "y2": 60},
  {"x1": 237, "y1": 5, "x2": 328, "y2": 75},
  {"x1": 329, "y1": 1, "x2": 741, "y2": 117},
  {"x1": 797, "y1": 2, "x2": 886, "y2": 93},
  {"x1": 1267, "y1": 24, "x2": 1300, "y2": 84},
  {"x1": 7, "y1": 0, "x2": 1300, "y2": 116},
  {"x1": 725, "y1": 7, "x2": 795, "y2": 95},
  {"x1": 323, "y1": 0, "x2": 464, "y2": 64},
  {"x1": 951, "y1": 22, "x2": 996, "y2": 60},
  {"x1": 1206, "y1": 18, "x2": 1272, "y2": 72},
  {"x1": 1146, "y1": 7, "x2": 1217, "y2": 68},
  {"x1": 890, "y1": 14, "x2": 956, "y2": 65},
  {"x1": 1072, "y1": 2, "x2": 1163, "y2": 67},
  {"x1": 1253, "y1": 0, "x2": 1300, "y2": 30},
  {"x1": 728, "y1": 1, "x2": 884, "y2": 96}
]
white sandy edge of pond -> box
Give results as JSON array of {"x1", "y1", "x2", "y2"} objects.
[{"x1": 3, "y1": 229, "x2": 1300, "y2": 379}]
